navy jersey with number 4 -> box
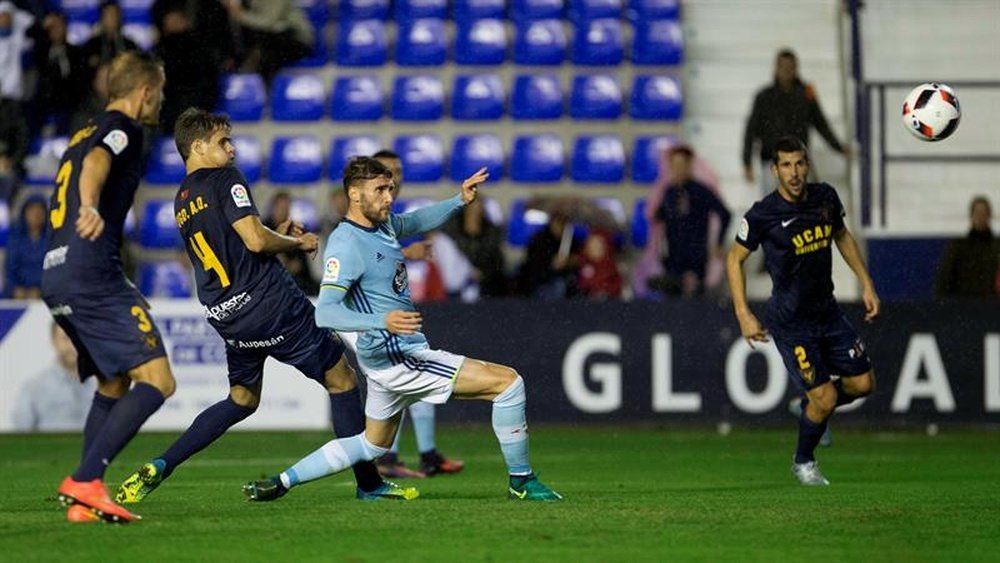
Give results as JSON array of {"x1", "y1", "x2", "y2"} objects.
[
  {"x1": 735, "y1": 182, "x2": 846, "y2": 327},
  {"x1": 42, "y1": 110, "x2": 144, "y2": 295},
  {"x1": 175, "y1": 167, "x2": 299, "y2": 335}
]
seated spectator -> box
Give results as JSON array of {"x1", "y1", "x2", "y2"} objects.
[
  {"x1": 263, "y1": 191, "x2": 319, "y2": 296},
  {"x1": 935, "y1": 196, "x2": 1000, "y2": 298},
  {"x1": 221, "y1": 0, "x2": 312, "y2": 85},
  {"x1": 83, "y1": 1, "x2": 138, "y2": 72},
  {"x1": 30, "y1": 12, "x2": 87, "y2": 135},
  {"x1": 154, "y1": 6, "x2": 222, "y2": 132},
  {"x1": 4, "y1": 195, "x2": 48, "y2": 299},
  {"x1": 153, "y1": 0, "x2": 235, "y2": 71},
  {"x1": 442, "y1": 198, "x2": 508, "y2": 298},
  {"x1": 517, "y1": 208, "x2": 578, "y2": 299},
  {"x1": 576, "y1": 228, "x2": 622, "y2": 300},
  {"x1": 69, "y1": 63, "x2": 111, "y2": 134},
  {"x1": 13, "y1": 322, "x2": 96, "y2": 431}
]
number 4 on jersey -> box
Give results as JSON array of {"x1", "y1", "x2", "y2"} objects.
[{"x1": 190, "y1": 231, "x2": 231, "y2": 287}]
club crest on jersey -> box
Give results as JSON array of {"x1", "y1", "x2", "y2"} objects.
[
  {"x1": 231, "y1": 184, "x2": 251, "y2": 208},
  {"x1": 392, "y1": 261, "x2": 408, "y2": 295},
  {"x1": 323, "y1": 257, "x2": 340, "y2": 283},
  {"x1": 737, "y1": 218, "x2": 749, "y2": 241},
  {"x1": 103, "y1": 129, "x2": 129, "y2": 155}
]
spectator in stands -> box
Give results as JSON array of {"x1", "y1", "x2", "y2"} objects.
[
  {"x1": 575, "y1": 228, "x2": 622, "y2": 300},
  {"x1": 152, "y1": 0, "x2": 235, "y2": 71},
  {"x1": 935, "y1": 196, "x2": 1000, "y2": 298},
  {"x1": 69, "y1": 63, "x2": 110, "y2": 134},
  {"x1": 651, "y1": 145, "x2": 732, "y2": 298},
  {"x1": 742, "y1": 48, "x2": 849, "y2": 196},
  {"x1": 13, "y1": 322, "x2": 96, "y2": 431},
  {"x1": 82, "y1": 1, "x2": 138, "y2": 72},
  {"x1": 30, "y1": 11, "x2": 86, "y2": 135},
  {"x1": 0, "y1": 1, "x2": 33, "y2": 199},
  {"x1": 4, "y1": 195, "x2": 47, "y2": 299},
  {"x1": 517, "y1": 207, "x2": 578, "y2": 299},
  {"x1": 442, "y1": 198, "x2": 509, "y2": 298},
  {"x1": 264, "y1": 191, "x2": 319, "y2": 296},
  {"x1": 221, "y1": 0, "x2": 312, "y2": 85},
  {"x1": 154, "y1": 5, "x2": 223, "y2": 133}
]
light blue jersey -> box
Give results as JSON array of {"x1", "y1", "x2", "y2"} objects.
[{"x1": 316, "y1": 195, "x2": 464, "y2": 370}]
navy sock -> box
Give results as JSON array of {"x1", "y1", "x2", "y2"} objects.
[
  {"x1": 73, "y1": 383, "x2": 165, "y2": 482},
  {"x1": 159, "y1": 397, "x2": 256, "y2": 478},
  {"x1": 794, "y1": 411, "x2": 828, "y2": 464},
  {"x1": 833, "y1": 379, "x2": 857, "y2": 407},
  {"x1": 81, "y1": 392, "x2": 118, "y2": 463},
  {"x1": 329, "y1": 388, "x2": 382, "y2": 492}
]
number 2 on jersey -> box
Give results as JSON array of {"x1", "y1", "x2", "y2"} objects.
[
  {"x1": 50, "y1": 161, "x2": 72, "y2": 229},
  {"x1": 190, "y1": 231, "x2": 231, "y2": 287}
]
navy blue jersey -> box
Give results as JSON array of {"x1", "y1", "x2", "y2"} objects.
[
  {"x1": 42, "y1": 110, "x2": 144, "y2": 295},
  {"x1": 175, "y1": 167, "x2": 300, "y2": 335},
  {"x1": 735, "y1": 182, "x2": 846, "y2": 327}
]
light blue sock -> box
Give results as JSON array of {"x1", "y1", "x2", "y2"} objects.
[
  {"x1": 492, "y1": 376, "x2": 532, "y2": 476},
  {"x1": 409, "y1": 401, "x2": 436, "y2": 454},
  {"x1": 280, "y1": 434, "x2": 387, "y2": 488}
]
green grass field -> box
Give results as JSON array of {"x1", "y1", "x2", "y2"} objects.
[{"x1": 1, "y1": 426, "x2": 998, "y2": 562}]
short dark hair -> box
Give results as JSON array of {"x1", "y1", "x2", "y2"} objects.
[
  {"x1": 173, "y1": 107, "x2": 231, "y2": 161},
  {"x1": 777, "y1": 48, "x2": 797, "y2": 61},
  {"x1": 343, "y1": 156, "x2": 392, "y2": 193},
  {"x1": 372, "y1": 149, "x2": 400, "y2": 161},
  {"x1": 107, "y1": 51, "x2": 163, "y2": 102},
  {"x1": 772, "y1": 136, "x2": 809, "y2": 164},
  {"x1": 970, "y1": 196, "x2": 991, "y2": 215}
]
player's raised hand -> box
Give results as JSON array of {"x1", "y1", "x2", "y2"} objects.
[
  {"x1": 76, "y1": 205, "x2": 105, "y2": 241},
  {"x1": 297, "y1": 233, "x2": 319, "y2": 256},
  {"x1": 737, "y1": 312, "x2": 769, "y2": 349},
  {"x1": 385, "y1": 310, "x2": 422, "y2": 335},
  {"x1": 460, "y1": 167, "x2": 489, "y2": 204},
  {"x1": 862, "y1": 285, "x2": 881, "y2": 323}
]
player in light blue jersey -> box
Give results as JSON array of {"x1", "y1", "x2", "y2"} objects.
[{"x1": 243, "y1": 157, "x2": 562, "y2": 501}]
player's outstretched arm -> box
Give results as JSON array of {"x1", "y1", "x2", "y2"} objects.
[
  {"x1": 231, "y1": 215, "x2": 316, "y2": 255},
  {"x1": 75, "y1": 148, "x2": 112, "y2": 241},
  {"x1": 393, "y1": 168, "x2": 490, "y2": 240},
  {"x1": 726, "y1": 243, "x2": 769, "y2": 348},
  {"x1": 315, "y1": 286, "x2": 421, "y2": 335},
  {"x1": 834, "y1": 227, "x2": 880, "y2": 322}
]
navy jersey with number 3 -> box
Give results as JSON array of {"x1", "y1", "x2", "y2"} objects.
[{"x1": 735, "y1": 182, "x2": 846, "y2": 327}]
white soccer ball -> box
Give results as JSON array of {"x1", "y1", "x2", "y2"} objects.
[{"x1": 901, "y1": 82, "x2": 961, "y2": 141}]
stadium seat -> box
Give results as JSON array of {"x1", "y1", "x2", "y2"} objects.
[
  {"x1": 121, "y1": 0, "x2": 154, "y2": 23},
  {"x1": 122, "y1": 23, "x2": 155, "y2": 51},
  {"x1": 513, "y1": 20, "x2": 567, "y2": 65},
  {"x1": 450, "y1": 134, "x2": 504, "y2": 181},
  {"x1": 67, "y1": 21, "x2": 91, "y2": 46},
  {"x1": 270, "y1": 73, "x2": 325, "y2": 121},
  {"x1": 329, "y1": 135, "x2": 383, "y2": 181},
  {"x1": 394, "y1": 0, "x2": 447, "y2": 22},
  {"x1": 0, "y1": 200, "x2": 9, "y2": 247},
  {"x1": 511, "y1": 134, "x2": 564, "y2": 182},
  {"x1": 632, "y1": 19, "x2": 684, "y2": 65},
  {"x1": 510, "y1": 74, "x2": 563, "y2": 120},
  {"x1": 60, "y1": 0, "x2": 100, "y2": 23},
  {"x1": 511, "y1": 0, "x2": 564, "y2": 21},
  {"x1": 297, "y1": 0, "x2": 330, "y2": 27},
  {"x1": 24, "y1": 137, "x2": 69, "y2": 186},
  {"x1": 452, "y1": 74, "x2": 505, "y2": 120},
  {"x1": 629, "y1": 75, "x2": 683, "y2": 120},
  {"x1": 124, "y1": 208, "x2": 137, "y2": 240},
  {"x1": 393, "y1": 135, "x2": 444, "y2": 183},
  {"x1": 335, "y1": 20, "x2": 388, "y2": 66},
  {"x1": 627, "y1": 0, "x2": 680, "y2": 21},
  {"x1": 453, "y1": 19, "x2": 507, "y2": 65},
  {"x1": 331, "y1": 75, "x2": 384, "y2": 121},
  {"x1": 571, "y1": 19, "x2": 624, "y2": 65},
  {"x1": 396, "y1": 19, "x2": 447, "y2": 66},
  {"x1": 290, "y1": 26, "x2": 329, "y2": 68},
  {"x1": 139, "y1": 200, "x2": 183, "y2": 249},
  {"x1": 632, "y1": 135, "x2": 675, "y2": 182},
  {"x1": 268, "y1": 136, "x2": 323, "y2": 184},
  {"x1": 232, "y1": 135, "x2": 263, "y2": 184},
  {"x1": 570, "y1": 74, "x2": 623, "y2": 119},
  {"x1": 338, "y1": 0, "x2": 389, "y2": 21},
  {"x1": 453, "y1": 0, "x2": 506, "y2": 22},
  {"x1": 218, "y1": 74, "x2": 266, "y2": 122},
  {"x1": 290, "y1": 198, "x2": 320, "y2": 233},
  {"x1": 631, "y1": 199, "x2": 649, "y2": 247},
  {"x1": 482, "y1": 197, "x2": 505, "y2": 225},
  {"x1": 391, "y1": 75, "x2": 444, "y2": 121},
  {"x1": 569, "y1": 0, "x2": 622, "y2": 22},
  {"x1": 137, "y1": 261, "x2": 192, "y2": 298},
  {"x1": 145, "y1": 137, "x2": 186, "y2": 185},
  {"x1": 391, "y1": 198, "x2": 435, "y2": 215},
  {"x1": 506, "y1": 199, "x2": 550, "y2": 246},
  {"x1": 571, "y1": 135, "x2": 625, "y2": 183}
]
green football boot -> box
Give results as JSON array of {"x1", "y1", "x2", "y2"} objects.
[
  {"x1": 508, "y1": 473, "x2": 563, "y2": 501},
  {"x1": 116, "y1": 460, "x2": 166, "y2": 504}
]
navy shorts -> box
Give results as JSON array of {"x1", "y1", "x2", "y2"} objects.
[
  {"x1": 770, "y1": 312, "x2": 872, "y2": 391},
  {"x1": 44, "y1": 288, "x2": 167, "y2": 381},
  {"x1": 220, "y1": 298, "x2": 345, "y2": 389}
]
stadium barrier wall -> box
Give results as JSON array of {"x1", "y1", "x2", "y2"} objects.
[{"x1": 1, "y1": 299, "x2": 998, "y2": 431}]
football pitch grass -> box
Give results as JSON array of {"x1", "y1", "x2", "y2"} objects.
[{"x1": 1, "y1": 426, "x2": 998, "y2": 562}]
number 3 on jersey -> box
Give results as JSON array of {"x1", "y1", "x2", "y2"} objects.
[
  {"x1": 190, "y1": 231, "x2": 231, "y2": 287},
  {"x1": 50, "y1": 161, "x2": 72, "y2": 229}
]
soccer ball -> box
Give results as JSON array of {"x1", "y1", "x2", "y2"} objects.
[{"x1": 901, "y1": 82, "x2": 961, "y2": 141}]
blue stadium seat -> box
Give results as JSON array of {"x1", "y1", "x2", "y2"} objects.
[
  {"x1": 511, "y1": 0, "x2": 564, "y2": 21},
  {"x1": 137, "y1": 261, "x2": 192, "y2": 298},
  {"x1": 510, "y1": 74, "x2": 563, "y2": 120},
  {"x1": 569, "y1": 0, "x2": 622, "y2": 22},
  {"x1": 232, "y1": 135, "x2": 263, "y2": 184},
  {"x1": 482, "y1": 197, "x2": 505, "y2": 225},
  {"x1": 513, "y1": 20, "x2": 566, "y2": 65},
  {"x1": 451, "y1": 134, "x2": 504, "y2": 181},
  {"x1": 391, "y1": 198, "x2": 435, "y2": 215},
  {"x1": 121, "y1": 0, "x2": 154, "y2": 23},
  {"x1": 331, "y1": 75, "x2": 384, "y2": 121},
  {"x1": 396, "y1": 18, "x2": 447, "y2": 66},
  {"x1": 391, "y1": 75, "x2": 444, "y2": 121},
  {"x1": 571, "y1": 135, "x2": 625, "y2": 183},
  {"x1": 592, "y1": 197, "x2": 628, "y2": 228},
  {"x1": 0, "y1": 200, "x2": 9, "y2": 247},
  {"x1": 506, "y1": 199, "x2": 550, "y2": 246},
  {"x1": 632, "y1": 135, "x2": 675, "y2": 182},
  {"x1": 511, "y1": 134, "x2": 564, "y2": 182},
  {"x1": 632, "y1": 19, "x2": 684, "y2": 65},
  {"x1": 270, "y1": 73, "x2": 325, "y2": 121},
  {"x1": 571, "y1": 19, "x2": 623, "y2": 65},
  {"x1": 452, "y1": 74, "x2": 504, "y2": 120},
  {"x1": 453, "y1": 0, "x2": 506, "y2": 22},
  {"x1": 629, "y1": 75, "x2": 683, "y2": 120},
  {"x1": 24, "y1": 137, "x2": 69, "y2": 186},
  {"x1": 290, "y1": 198, "x2": 320, "y2": 233},
  {"x1": 570, "y1": 74, "x2": 622, "y2": 119},
  {"x1": 67, "y1": 22, "x2": 91, "y2": 46},
  {"x1": 145, "y1": 137, "x2": 186, "y2": 185},
  {"x1": 297, "y1": 0, "x2": 330, "y2": 26},
  {"x1": 631, "y1": 199, "x2": 649, "y2": 247},
  {"x1": 329, "y1": 136, "x2": 382, "y2": 180},
  {"x1": 122, "y1": 23, "x2": 155, "y2": 50},
  {"x1": 454, "y1": 19, "x2": 507, "y2": 65},
  {"x1": 218, "y1": 74, "x2": 266, "y2": 122},
  {"x1": 139, "y1": 200, "x2": 183, "y2": 249},
  {"x1": 268, "y1": 136, "x2": 323, "y2": 184},
  {"x1": 60, "y1": 0, "x2": 101, "y2": 23},
  {"x1": 627, "y1": 0, "x2": 680, "y2": 21},
  {"x1": 393, "y1": 135, "x2": 444, "y2": 183},
  {"x1": 394, "y1": 0, "x2": 447, "y2": 22},
  {"x1": 290, "y1": 25, "x2": 329, "y2": 68},
  {"x1": 338, "y1": 0, "x2": 389, "y2": 21},
  {"x1": 336, "y1": 20, "x2": 388, "y2": 66}
]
